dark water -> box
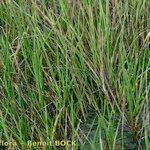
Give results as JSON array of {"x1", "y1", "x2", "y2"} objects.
[{"x1": 77, "y1": 107, "x2": 145, "y2": 150}]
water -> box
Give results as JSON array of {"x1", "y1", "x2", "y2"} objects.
[{"x1": 77, "y1": 106, "x2": 145, "y2": 150}]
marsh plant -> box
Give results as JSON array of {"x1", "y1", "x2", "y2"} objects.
[{"x1": 0, "y1": 0, "x2": 150, "y2": 149}]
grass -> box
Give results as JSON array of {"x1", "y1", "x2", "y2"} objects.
[{"x1": 0, "y1": 0, "x2": 150, "y2": 149}]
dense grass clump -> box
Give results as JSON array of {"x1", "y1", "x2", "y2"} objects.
[{"x1": 0, "y1": 0, "x2": 150, "y2": 149}]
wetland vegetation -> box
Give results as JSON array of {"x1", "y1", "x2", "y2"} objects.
[{"x1": 0, "y1": 0, "x2": 150, "y2": 149}]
